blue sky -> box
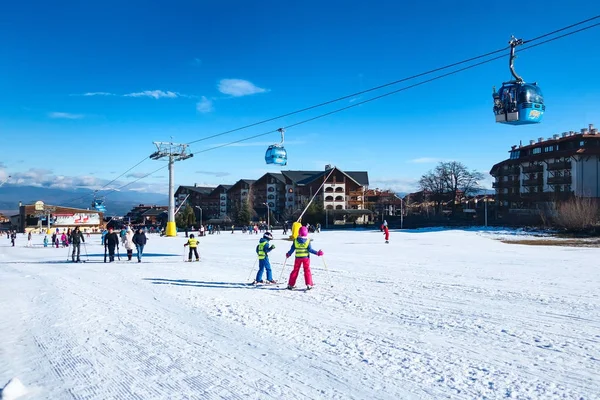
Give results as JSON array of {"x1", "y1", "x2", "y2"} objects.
[{"x1": 1, "y1": 1, "x2": 600, "y2": 195}]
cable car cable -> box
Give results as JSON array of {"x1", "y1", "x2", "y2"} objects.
[
  {"x1": 185, "y1": 15, "x2": 599, "y2": 146},
  {"x1": 83, "y1": 18, "x2": 600, "y2": 200}
]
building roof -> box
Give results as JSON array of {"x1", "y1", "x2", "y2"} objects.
[
  {"x1": 141, "y1": 208, "x2": 167, "y2": 217},
  {"x1": 178, "y1": 185, "x2": 216, "y2": 195},
  {"x1": 210, "y1": 184, "x2": 233, "y2": 196},
  {"x1": 282, "y1": 168, "x2": 369, "y2": 187},
  {"x1": 255, "y1": 172, "x2": 287, "y2": 185},
  {"x1": 227, "y1": 179, "x2": 257, "y2": 192},
  {"x1": 345, "y1": 171, "x2": 369, "y2": 186},
  {"x1": 282, "y1": 170, "x2": 328, "y2": 185}
]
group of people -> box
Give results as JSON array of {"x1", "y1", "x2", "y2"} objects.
[
  {"x1": 251, "y1": 225, "x2": 324, "y2": 291},
  {"x1": 102, "y1": 226, "x2": 148, "y2": 263}
]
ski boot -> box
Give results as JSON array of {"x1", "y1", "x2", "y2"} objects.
[
  {"x1": 306, "y1": 285, "x2": 313, "y2": 291},
  {"x1": 267, "y1": 280, "x2": 277, "y2": 284},
  {"x1": 286, "y1": 285, "x2": 295, "y2": 290}
]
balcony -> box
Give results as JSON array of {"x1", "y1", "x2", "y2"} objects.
[
  {"x1": 522, "y1": 164, "x2": 543, "y2": 173},
  {"x1": 492, "y1": 180, "x2": 520, "y2": 188},
  {"x1": 522, "y1": 178, "x2": 544, "y2": 186},
  {"x1": 547, "y1": 175, "x2": 572, "y2": 185},
  {"x1": 547, "y1": 161, "x2": 572, "y2": 171},
  {"x1": 348, "y1": 199, "x2": 362, "y2": 205}
]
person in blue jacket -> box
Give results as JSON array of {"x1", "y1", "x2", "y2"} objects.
[{"x1": 253, "y1": 231, "x2": 277, "y2": 284}]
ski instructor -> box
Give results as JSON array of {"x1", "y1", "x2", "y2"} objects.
[{"x1": 70, "y1": 226, "x2": 85, "y2": 262}]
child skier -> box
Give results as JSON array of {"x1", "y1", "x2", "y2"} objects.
[
  {"x1": 383, "y1": 224, "x2": 390, "y2": 244},
  {"x1": 43, "y1": 236, "x2": 48, "y2": 247},
  {"x1": 285, "y1": 226, "x2": 323, "y2": 291},
  {"x1": 253, "y1": 231, "x2": 276, "y2": 284},
  {"x1": 184, "y1": 234, "x2": 200, "y2": 262}
]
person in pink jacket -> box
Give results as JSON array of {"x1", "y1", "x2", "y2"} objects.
[{"x1": 285, "y1": 226, "x2": 323, "y2": 291}]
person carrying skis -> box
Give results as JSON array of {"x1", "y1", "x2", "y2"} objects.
[
  {"x1": 253, "y1": 231, "x2": 276, "y2": 284},
  {"x1": 104, "y1": 227, "x2": 120, "y2": 262},
  {"x1": 285, "y1": 226, "x2": 323, "y2": 291},
  {"x1": 70, "y1": 226, "x2": 85, "y2": 262},
  {"x1": 132, "y1": 227, "x2": 147, "y2": 263},
  {"x1": 383, "y1": 224, "x2": 390, "y2": 244},
  {"x1": 184, "y1": 234, "x2": 199, "y2": 262}
]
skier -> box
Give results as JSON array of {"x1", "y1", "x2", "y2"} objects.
[
  {"x1": 383, "y1": 224, "x2": 390, "y2": 244},
  {"x1": 70, "y1": 226, "x2": 85, "y2": 262},
  {"x1": 132, "y1": 227, "x2": 147, "y2": 263},
  {"x1": 43, "y1": 236, "x2": 48, "y2": 247},
  {"x1": 285, "y1": 226, "x2": 323, "y2": 291},
  {"x1": 27, "y1": 231, "x2": 32, "y2": 247},
  {"x1": 253, "y1": 231, "x2": 276, "y2": 284},
  {"x1": 10, "y1": 231, "x2": 16, "y2": 247},
  {"x1": 104, "y1": 227, "x2": 120, "y2": 262},
  {"x1": 121, "y1": 226, "x2": 134, "y2": 261},
  {"x1": 184, "y1": 234, "x2": 200, "y2": 262}
]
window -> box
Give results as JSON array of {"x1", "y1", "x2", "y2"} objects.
[
  {"x1": 324, "y1": 187, "x2": 334, "y2": 193},
  {"x1": 335, "y1": 205, "x2": 343, "y2": 210},
  {"x1": 580, "y1": 140, "x2": 585, "y2": 147},
  {"x1": 335, "y1": 187, "x2": 344, "y2": 192},
  {"x1": 510, "y1": 150, "x2": 520, "y2": 159},
  {"x1": 325, "y1": 196, "x2": 334, "y2": 201},
  {"x1": 532, "y1": 147, "x2": 541, "y2": 154},
  {"x1": 544, "y1": 145, "x2": 555, "y2": 152},
  {"x1": 267, "y1": 194, "x2": 275, "y2": 200},
  {"x1": 335, "y1": 196, "x2": 344, "y2": 201},
  {"x1": 267, "y1": 187, "x2": 275, "y2": 192}
]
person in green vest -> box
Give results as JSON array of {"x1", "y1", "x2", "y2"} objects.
[
  {"x1": 253, "y1": 231, "x2": 276, "y2": 284},
  {"x1": 285, "y1": 226, "x2": 323, "y2": 290},
  {"x1": 183, "y1": 234, "x2": 200, "y2": 262}
]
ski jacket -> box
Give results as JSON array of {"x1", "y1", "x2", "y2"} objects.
[
  {"x1": 104, "y1": 232, "x2": 119, "y2": 247},
  {"x1": 256, "y1": 238, "x2": 275, "y2": 259},
  {"x1": 132, "y1": 232, "x2": 147, "y2": 246},
  {"x1": 71, "y1": 230, "x2": 85, "y2": 245},
  {"x1": 122, "y1": 230, "x2": 134, "y2": 250},
  {"x1": 186, "y1": 238, "x2": 199, "y2": 248},
  {"x1": 287, "y1": 237, "x2": 318, "y2": 258}
]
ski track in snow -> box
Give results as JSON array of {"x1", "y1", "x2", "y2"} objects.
[{"x1": 1, "y1": 229, "x2": 599, "y2": 399}]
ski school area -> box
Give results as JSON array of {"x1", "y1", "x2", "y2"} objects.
[{"x1": 0, "y1": 227, "x2": 598, "y2": 399}]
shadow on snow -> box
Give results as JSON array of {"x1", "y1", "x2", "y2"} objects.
[{"x1": 143, "y1": 278, "x2": 283, "y2": 290}]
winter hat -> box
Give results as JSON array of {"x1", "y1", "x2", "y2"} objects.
[
  {"x1": 126, "y1": 226, "x2": 131, "y2": 232},
  {"x1": 263, "y1": 232, "x2": 273, "y2": 240},
  {"x1": 299, "y1": 226, "x2": 308, "y2": 237}
]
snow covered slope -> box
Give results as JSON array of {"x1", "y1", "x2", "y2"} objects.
[{"x1": 0, "y1": 229, "x2": 599, "y2": 399}]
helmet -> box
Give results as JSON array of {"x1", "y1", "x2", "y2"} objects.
[
  {"x1": 190, "y1": 234, "x2": 195, "y2": 238},
  {"x1": 263, "y1": 232, "x2": 273, "y2": 240},
  {"x1": 299, "y1": 226, "x2": 308, "y2": 237}
]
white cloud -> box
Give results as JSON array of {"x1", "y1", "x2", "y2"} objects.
[
  {"x1": 218, "y1": 79, "x2": 267, "y2": 97},
  {"x1": 195, "y1": 170, "x2": 230, "y2": 177},
  {"x1": 82, "y1": 92, "x2": 114, "y2": 96},
  {"x1": 126, "y1": 172, "x2": 150, "y2": 179},
  {"x1": 408, "y1": 157, "x2": 443, "y2": 164},
  {"x1": 48, "y1": 112, "x2": 84, "y2": 119},
  {"x1": 196, "y1": 96, "x2": 214, "y2": 113},
  {"x1": 369, "y1": 177, "x2": 419, "y2": 193},
  {"x1": 124, "y1": 90, "x2": 179, "y2": 99}
]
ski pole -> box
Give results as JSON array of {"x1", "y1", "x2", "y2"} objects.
[
  {"x1": 278, "y1": 257, "x2": 289, "y2": 282},
  {"x1": 246, "y1": 258, "x2": 258, "y2": 282},
  {"x1": 321, "y1": 256, "x2": 333, "y2": 287},
  {"x1": 117, "y1": 247, "x2": 121, "y2": 261}
]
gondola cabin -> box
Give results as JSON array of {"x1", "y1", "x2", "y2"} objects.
[
  {"x1": 265, "y1": 145, "x2": 287, "y2": 166},
  {"x1": 493, "y1": 83, "x2": 545, "y2": 125},
  {"x1": 92, "y1": 199, "x2": 107, "y2": 213}
]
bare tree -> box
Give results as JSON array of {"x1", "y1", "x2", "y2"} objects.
[{"x1": 419, "y1": 161, "x2": 485, "y2": 214}]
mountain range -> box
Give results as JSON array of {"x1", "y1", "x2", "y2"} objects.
[{"x1": 0, "y1": 185, "x2": 168, "y2": 216}]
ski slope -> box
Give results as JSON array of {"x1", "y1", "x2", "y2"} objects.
[{"x1": 1, "y1": 228, "x2": 599, "y2": 399}]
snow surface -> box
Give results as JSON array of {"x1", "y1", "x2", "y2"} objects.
[
  {"x1": 1, "y1": 228, "x2": 599, "y2": 399},
  {"x1": 0, "y1": 377, "x2": 28, "y2": 400}
]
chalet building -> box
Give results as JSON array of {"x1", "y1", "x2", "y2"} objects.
[
  {"x1": 490, "y1": 123, "x2": 600, "y2": 210},
  {"x1": 227, "y1": 179, "x2": 257, "y2": 213},
  {"x1": 175, "y1": 166, "x2": 371, "y2": 224},
  {"x1": 124, "y1": 204, "x2": 168, "y2": 225},
  {"x1": 253, "y1": 173, "x2": 286, "y2": 218}
]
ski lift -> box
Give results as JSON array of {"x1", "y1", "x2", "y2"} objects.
[
  {"x1": 265, "y1": 128, "x2": 287, "y2": 166},
  {"x1": 92, "y1": 191, "x2": 107, "y2": 213},
  {"x1": 492, "y1": 36, "x2": 545, "y2": 125}
]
